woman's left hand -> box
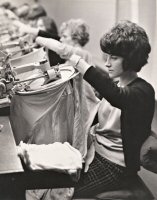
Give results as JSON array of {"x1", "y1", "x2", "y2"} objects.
[
  {"x1": 69, "y1": 54, "x2": 91, "y2": 75},
  {"x1": 68, "y1": 54, "x2": 82, "y2": 68}
]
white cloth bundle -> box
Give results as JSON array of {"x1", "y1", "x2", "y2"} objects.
[{"x1": 17, "y1": 141, "x2": 82, "y2": 175}]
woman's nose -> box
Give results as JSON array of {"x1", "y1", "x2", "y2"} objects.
[
  {"x1": 105, "y1": 57, "x2": 111, "y2": 68},
  {"x1": 60, "y1": 37, "x2": 63, "y2": 43}
]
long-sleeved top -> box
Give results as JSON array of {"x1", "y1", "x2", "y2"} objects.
[
  {"x1": 84, "y1": 66, "x2": 155, "y2": 173},
  {"x1": 38, "y1": 30, "x2": 65, "y2": 66}
]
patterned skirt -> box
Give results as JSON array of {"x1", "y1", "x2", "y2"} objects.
[{"x1": 73, "y1": 152, "x2": 126, "y2": 198}]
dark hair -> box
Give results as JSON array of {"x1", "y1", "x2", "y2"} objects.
[
  {"x1": 100, "y1": 20, "x2": 151, "y2": 72},
  {"x1": 15, "y1": 3, "x2": 30, "y2": 18},
  {"x1": 60, "y1": 19, "x2": 89, "y2": 47},
  {"x1": 27, "y1": 4, "x2": 47, "y2": 20},
  {"x1": 41, "y1": 16, "x2": 58, "y2": 35},
  {"x1": 0, "y1": 2, "x2": 11, "y2": 9}
]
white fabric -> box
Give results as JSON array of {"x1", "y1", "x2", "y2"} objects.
[
  {"x1": 17, "y1": 141, "x2": 82, "y2": 174},
  {"x1": 18, "y1": 142, "x2": 78, "y2": 200},
  {"x1": 26, "y1": 188, "x2": 74, "y2": 200}
]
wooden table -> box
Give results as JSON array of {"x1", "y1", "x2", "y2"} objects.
[{"x1": 0, "y1": 116, "x2": 76, "y2": 199}]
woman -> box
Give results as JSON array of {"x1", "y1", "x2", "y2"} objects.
[
  {"x1": 68, "y1": 20, "x2": 155, "y2": 198},
  {"x1": 35, "y1": 16, "x2": 64, "y2": 66},
  {"x1": 35, "y1": 18, "x2": 93, "y2": 65},
  {"x1": 13, "y1": 16, "x2": 64, "y2": 66},
  {"x1": 14, "y1": 3, "x2": 30, "y2": 20},
  {"x1": 36, "y1": 16, "x2": 58, "y2": 35}
]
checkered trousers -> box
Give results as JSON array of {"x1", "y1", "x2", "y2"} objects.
[{"x1": 73, "y1": 152, "x2": 125, "y2": 198}]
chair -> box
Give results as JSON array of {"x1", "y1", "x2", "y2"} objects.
[{"x1": 140, "y1": 132, "x2": 157, "y2": 174}]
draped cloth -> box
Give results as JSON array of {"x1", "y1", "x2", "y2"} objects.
[
  {"x1": 10, "y1": 67, "x2": 99, "y2": 200},
  {"x1": 10, "y1": 81, "x2": 74, "y2": 144},
  {"x1": 10, "y1": 72, "x2": 99, "y2": 157}
]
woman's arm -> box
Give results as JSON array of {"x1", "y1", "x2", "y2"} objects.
[
  {"x1": 36, "y1": 36, "x2": 75, "y2": 59},
  {"x1": 13, "y1": 20, "x2": 60, "y2": 40},
  {"x1": 38, "y1": 30, "x2": 60, "y2": 40},
  {"x1": 13, "y1": 20, "x2": 39, "y2": 36},
  {"x1": 69, "y1": 55, "x2": 155, "y2": 109}
]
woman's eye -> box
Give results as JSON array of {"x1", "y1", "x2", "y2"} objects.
[
  {"x1": 103, "y1": 54, "x2": 108, "y2": 62},
  {"x1": 111, "y1": 55, "x2": 117, "y2": 59}
]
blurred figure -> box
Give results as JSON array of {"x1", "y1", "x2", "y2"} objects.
[
  {"x1": 36, "y1": 18, "x2": 92, "y2": 64},
  {"x1": 14, "y1": 3, "x2": 30, "y2": 21},
  {"x1": 13, "y1": 15, "x2": 64, "y2": 66},
  {"x1": 36, "y1": 16, "x2": 58, "y2": 37},
  {"x1": 14, "y1": 18, "x2": 92, "y2": 63},
  {"x1": 26, "y1": 1, "x2": 47, "y2": 24},
  {"x1": 35, "y1": 16, "x2": 62, "y2": 66},
  {"x1": 60, "y1": 18, "x2": 89, "y2": 47},
  {"x1": 0, "y1": 1, "x2": 11, "y2": 9},
  {"x1": 0, "y1": 2, "x2": 17, "y2": 20}
]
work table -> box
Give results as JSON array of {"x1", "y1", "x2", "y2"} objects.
[{"x1": 0, "y1": 115, "x2": 76, "y2": 199}]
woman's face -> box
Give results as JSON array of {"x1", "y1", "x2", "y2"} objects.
[
  {"x1": 37, "y1": 19, "x2": 46, "y2": 31},
  {"x1": 16, "y1": 5, "x2": 29, "y2": 16},
  {"x1": 60, "y1": 29, "x2": 75, "y2": 46},
  {"x1": 104, "y1": 53, "x2": 124, "y2": 79}
]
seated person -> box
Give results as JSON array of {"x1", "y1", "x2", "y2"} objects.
[
  {"x1": 67, "y1": 20, "x2": 155, "y2": 198},
  {"x1": 0, "y1": 1, "x2": 12, "y2": 9},
  {"x1": 14, "y1": 16, "x2": 64, "y2": 66},
  {"x1": 35, "y1": 18, "x2": 93, "y2": 65},
  {"x1": 14, "y1": 3, "x2": 30, "y2": 21},
  {"x1": 35, "y1": 16, "x2": 64, "y2": 66},
  {"x1": 26, "y1": 1, "x2": 47, "y2": 21},
  {"x1": 14, "y1": 18, "x2": 95, "y2": 67}
]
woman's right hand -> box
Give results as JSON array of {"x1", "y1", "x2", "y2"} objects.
[{"x1": 13, "y1": 20, "x2": 39, "y2": 36}]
